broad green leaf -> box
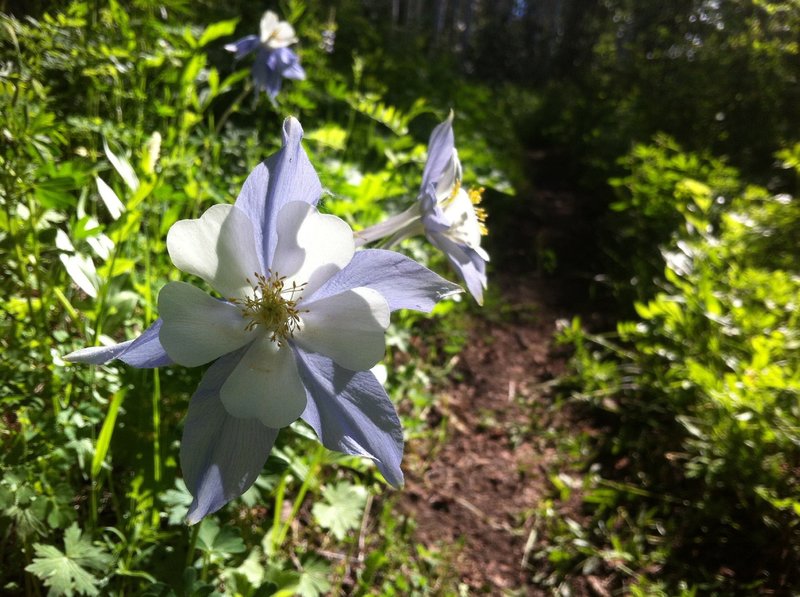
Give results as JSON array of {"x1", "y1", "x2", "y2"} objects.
[
  {"x1": 296, "y1": 554, "x2": 331, "y2": 597},
  {"x1": 36, "y1": 178, "x2": 77, "y2": 210},
  {"x1": 196, "y1": 518, "x2": 246, "y2": 564},
  {"x1": 25, "y1": 524, "x2": 112, "y2": 597},
  {"x1": 311, "y1": 482, "x2": 367, "y2": 541},
  {"x1": 198, "y1": 19, "x2": 238, "y2": 47}
]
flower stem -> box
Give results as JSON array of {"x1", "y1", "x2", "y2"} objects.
[
  {"x1": 214, "y1": 83, "x2": 252, "y2": 135},
  {"x1": 274, "y1": 444, "x2": 325, "y2": 548},
  {"x1": 353, "y1": 204, "x2": 422, "y2": 247},
  {"x1": 185, "y1": 522, "x2": 200, "y2": 569}
]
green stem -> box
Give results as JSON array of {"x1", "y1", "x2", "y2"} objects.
[
  {"x1": 271, "y1": 474, "x2": 288, "y2": 553},
  {"x1": 185, "y1": 522, "x2": 200, "y2": 569},
  {"x1": 91, "y1": 237, "x2": 123, "y2": 346},
  {"x1": 89, "y1": 479, "x2": 98, "y2": 528},
  {"x1": 275, "y1": 444, "x2": 325, "y2": 548},
  {"x1": 151, "y1": 369, "x2": 161, "y2": 498},
  {"x1": 24, "y1": 195, "x2": 47, "y2": 332},
  {"x1": 214, "y1": 83, "x2": 252, "y2": 135},
  {"x1": 4, "y1": 197, "x2": 38, "y2": 338}
]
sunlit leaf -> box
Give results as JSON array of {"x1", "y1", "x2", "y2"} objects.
[
  {"x1": 25, "y1": 524, "x2": 112, "y2": 597},
  {"x1": 196, "y1": 518, "x2": 246, "y2": 564},
  {"x1": 198, "y1": 18, "x2": 238, "y2": 47},
  {"x1": 311, "y1": 483, "x2": 367, "y2": 541},
  {"x1": 95, "y1": 177, "x2": 125, "y2": 220},
  {"x1": 296, "y1": 554, "x2": 331, "y2": 597},
  {"x1": 103, "y1": 139, "x2": 139, "y2": 192}
]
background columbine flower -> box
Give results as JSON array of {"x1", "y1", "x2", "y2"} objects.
[
  {"x1": 65, "y1": 118, "x2": 461, "y2": 523},
  {"x1": 355, "y1": 113, "x2": 490, "y2": 304},
  {"x1": 225, "y1": 11, "x2": 305, "y2": 100}
]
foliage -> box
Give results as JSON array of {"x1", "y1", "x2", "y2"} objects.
[
  {"x1": 545, "y1": 141, "x2": 800, "y2": 593},
  {"x1": 4, "y1": 0, "x2": 800, "y2": 593},
  {"x1": 25, "y1": 524, "x2": 112, "y2": 597},
  {"x1": 606, "y1": 134, "x2": 740, "y2": 301},
  {"x1": 0, "y1": 0, "x2": 493, "y2": 594}
]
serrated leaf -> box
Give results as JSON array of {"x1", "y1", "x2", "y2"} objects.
[
  {"x1": 264, "y1": 565, "x2": 301, "y2": 596},
  {"x1": 296, "y1": 554, "x2": 331, "y2": 597},
  {"x1": 196, "y1": 518, "x2": 246, "y2": 564},
  {"x1": 160, "y1": 480, "x2": 193, "y2": 526},
  {"x1": 25, "y1": 524, "x2": 111, "y2": 596},
  {"x1": 311, "y1": 483, "x2": 367, "y2": 541}
]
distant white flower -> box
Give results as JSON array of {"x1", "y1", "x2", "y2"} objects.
[
  {"x1": 225, "y1": 11, "x2": 305, "y2": 99},
  {"x1": 355, "y1": 113, "x2": 489, "y2": 303}
]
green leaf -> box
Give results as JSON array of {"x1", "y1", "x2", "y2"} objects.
[
  {"x1": 25, "y1": 524, "x2": 112, "y2": 596},
  {"x1": 90, "y1": 388, "x2": 125, "y2": 479},
  {"x1": 305, "y1": 124, "x2": 348, "y2": 151},
  {"x1": 198, "y1": 18, "x2": 239, "y2": 47},
  {"x1": 196, "y1": 518, "x2": 246, "y2": 564},
  {"x1": 160, "y1": 480, "x2": 193, "y2": 526},
  {"x1": 296, "y1": 554, "x2": 331, "y2": 597},
  {"x1": 311, "y1": 483, "x2": 367, "y2": 541}
]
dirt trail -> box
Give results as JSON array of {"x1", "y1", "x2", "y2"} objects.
[
  {"x1": 396, "y1": 275, "x2": 578, "y2": 594},
  {"x1": 392, "y1": 178, "x2": 614, "y2": 594}
]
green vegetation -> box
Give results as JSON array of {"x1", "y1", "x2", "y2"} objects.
[
  {"x1": 3, "y1": 0, "x2": 800, "y2": 594},
  {"x1": 544, "y1": 143, "x2": 800, "y2": 593}
]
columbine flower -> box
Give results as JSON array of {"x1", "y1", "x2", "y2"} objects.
[
  {"x1": 354, "y1": 112, "x2": 489, "y2": 304},
  {"x1": 65, "y1": 118, "x2": 461, "y2": 523},
  {"x1": 225, "y1": 11, "x2": 305, "y2": 100}
]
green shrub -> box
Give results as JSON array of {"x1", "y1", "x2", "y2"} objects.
[{"x1": 549, "y1": 141, "x2": 800, "y2": 592}]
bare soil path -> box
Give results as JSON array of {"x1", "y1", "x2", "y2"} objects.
[
  {"x1": 397, "y1": 276, "x2": 582, "y2": 594},
  {"x1": 394, "y1": 183, "x2": 612, "y2": 594}
]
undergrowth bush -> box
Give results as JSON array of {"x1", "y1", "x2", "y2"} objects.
[{"x1": 541, "y1": 139, "x2": 800, "y2": 593}]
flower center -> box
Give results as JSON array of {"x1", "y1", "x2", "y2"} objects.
[
  {"x1": 231, "y1": 271, "x2": 306, "y2": 345},
  {"x1": 442, "y1": 182, "x2": 489, "y2": 237}
]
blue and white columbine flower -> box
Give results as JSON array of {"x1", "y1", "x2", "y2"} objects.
[
  {"x1": 225, "y1": 11, "x2": 305, "y2": 100},
  {"x1": 355, "y1": 113, "x2": 489, "y2": 304},
  {"x1": 65, "y1": 118, "x2": 461, "y2": 523}
]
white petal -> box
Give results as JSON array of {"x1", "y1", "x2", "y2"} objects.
[
  {"x1": 59, "y1": 253, "x2": 98, "y2": 298},
  {"x1": 270, "y1": 202, "x2": 355, "y2": 298},
  {"x1": 266, "y1": 21, "x2": 298, "y2": 48},
  {"x1": 295, "y1": 287, "x2": 389, "y2": 371},
  {"x1": 442, "y1": 188, "x2": 485, "y2": 251},
  {"x1": 158, "y1": 281, "x2": 252, "y2": 367},
  {"x1": 220, "y1": 336, "x2": 307, "y2": 428},
  {"x1": 166, "y1": 204, "x2": 262, "y2": 300},
  {"x1": 259, "y1": 11, "x2": 279, "y2": 42}
]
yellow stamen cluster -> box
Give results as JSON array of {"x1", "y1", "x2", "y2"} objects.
[
  {"x1": 230, "y1": 271, "x2": 306, "y2": 344},
  {"x1": 469, "y1": 186, "x2": 488, "y2": 236},
  {"x1": 442, "y1": 180, "x2": 462, "y2": 207}
]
